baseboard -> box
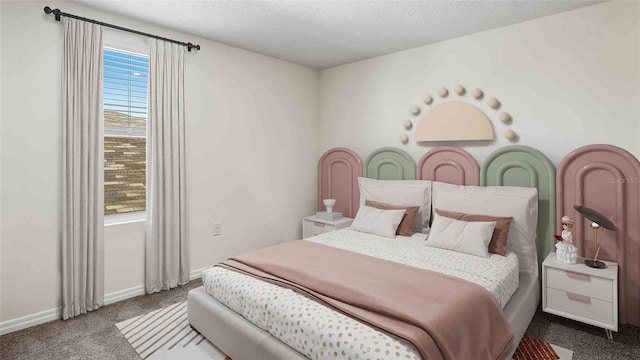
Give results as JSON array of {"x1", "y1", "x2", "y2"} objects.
[
  {"x1": 189, "y1": 265, "x2": 211, "y2": 281},
  {"x1": 103, "y1": 284, "x2": 147, "y2": 305},
  {"x1": 0, "y1": 265, "x2": 212, "y2": 336},
  {"x1": 0, "y1": 306, "x2": 61, "y2": 336}
]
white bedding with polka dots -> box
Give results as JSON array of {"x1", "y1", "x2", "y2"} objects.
[{"x1": 203, "y1": 229, "x2": 519, "y2": 360}]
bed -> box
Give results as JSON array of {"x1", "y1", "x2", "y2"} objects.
[{"x1": 188, "y1": 146, "x2": 556, "y2": 360}]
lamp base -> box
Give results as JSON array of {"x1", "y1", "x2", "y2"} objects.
[{"x1": 585, "y1": 259, "x2": 606, "y2": 269}]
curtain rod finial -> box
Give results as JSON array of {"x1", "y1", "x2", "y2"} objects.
[
  {"x1": 187, "y1": 43, "x2": 200, "y2": 52},
  {"x1": 44, "y1": 6, "x2": 61, "y2": 21},
  {"x1": 186, "y1": 43, "x2": 201, "y2": 52}
]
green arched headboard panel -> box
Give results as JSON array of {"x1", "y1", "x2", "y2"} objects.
[
  {"x1": 364, "y1": 147, "x2": 416, "y2": 180},
  {"x1": 481, "y1": 145, "x2": 556, "y2": 276}
]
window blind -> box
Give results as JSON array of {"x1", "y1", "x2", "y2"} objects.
[{"x1": 103, "y1": 47, "x2": 148, "y2": 137}]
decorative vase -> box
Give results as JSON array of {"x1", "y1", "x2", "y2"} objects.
[{"x1": 323, "y1": 199, "x2": 336, "y2": 214}]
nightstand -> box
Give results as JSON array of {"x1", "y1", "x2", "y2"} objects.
[
  {"x1": 302, "y1": 215, "x2": 353, "y2": 239},
  {"x1": 542, "y1": 252, "x2": 618, "y2": 340}
]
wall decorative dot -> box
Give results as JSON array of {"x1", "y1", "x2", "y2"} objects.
[
  {"x1": 504, "y1": 129, "x2": 517, "y2": 140},
  {"x1": 498, "y1": 112, "x2": 511, "y2": 123},
  {"x1": 487, "y1": 97, "x2": 500, "y2": 109},
  {"x1": 398, "y1": 86, "x2": 517, "y2": 142}
]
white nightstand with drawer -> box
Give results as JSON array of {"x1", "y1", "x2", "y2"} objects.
[
  {"x1": 542, "y1": 252, "x2": 618, "y2": 339},
  {"x1": 302, "y1": 215, "x2": 353, "y2": 239}
]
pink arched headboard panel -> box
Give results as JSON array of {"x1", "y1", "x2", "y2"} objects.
[
  {"x1": 318, "y1": 148, "x2": 363, "y2": 218},
  {"x1": 557, "y1": 144, "x2": 640, "y2": 326},
  {"x1": 417, "y1": 146, "x2": 480, "y2": 185}
]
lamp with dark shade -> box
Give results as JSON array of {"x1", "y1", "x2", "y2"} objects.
[{"x1": 573, "y1": 205, "x2": 616, "y2": 269}]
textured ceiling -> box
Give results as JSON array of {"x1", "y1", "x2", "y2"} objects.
[{"x1": 72, "y1": 1, "x2": 603, "y2": 69}]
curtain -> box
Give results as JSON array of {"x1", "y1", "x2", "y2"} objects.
[
  {"x1": 61, "y1": 18, "x2": 104, "y2": 320},
  {"x1": 145, "y1": 39, "x2": 189, "y2": 293}
]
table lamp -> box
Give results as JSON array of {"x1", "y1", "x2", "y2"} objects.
[{"x1": 573, "y1": 205, "x2": 616, "y2": 269}]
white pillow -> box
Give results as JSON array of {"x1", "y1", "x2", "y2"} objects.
[
  {"x1": 426, "y1": 214, "x2": 496, "y2": 257},
  {"x1": 350, "y1": 205, "x2": 406, "y2": 238},
  {"x1": 358, "y1": 177, "x2": 432, "y2": 233},
  {"x1": 432, "y1": 182, "x2": 538, "y2": 276}
]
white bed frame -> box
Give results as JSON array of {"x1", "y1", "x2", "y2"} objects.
[
  {"x1": 188, "y1": 145, "x2": 553, "y2": 359},
  {"x1": 187, "y1": 274, "x2": 538, "y2": 360}
]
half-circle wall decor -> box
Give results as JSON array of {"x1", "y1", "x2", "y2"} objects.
[
  {"x1": 481, "y1": 145, "x2": 556, "y2": 278},
  {"x1": 557, "y1": 144, "x2": 640, "y2": 326},
  {"x1": 364, "y1": 147, "x2": 416, "y2": 180},
  {"x1": 317, "y1": 148, "x2": 362, "y2": 218},
  {"x1": 417, "y1": 146, "x2": 480, "y2": 185},
  {"x1": 404, "y1": 85, "x2": 518, "y2": 143},
  {"x1": 414, "y1": 101, "x2": 495, "y2": 141}
]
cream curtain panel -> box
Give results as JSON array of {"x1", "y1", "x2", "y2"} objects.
[
  {"x1": 145, "y1": 39, "x2": 189, "y2": 293},
  {"x1": 61, "y1": 18, "x2": 104, "y2": 320}
]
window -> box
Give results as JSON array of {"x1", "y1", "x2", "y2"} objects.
[{"x1": 103, "y1": 47, "x2": 149, "y2": 218}]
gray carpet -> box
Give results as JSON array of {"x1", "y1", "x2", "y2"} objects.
[{"x1": 1, "y1": 279, "x2": 638, "y2": 360}]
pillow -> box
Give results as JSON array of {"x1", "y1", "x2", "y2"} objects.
[
  {"x1": 432, "y1": 181, "x2": 538, "y2": 276},
  {"x1": 426, "y1": 214, "x2": 496, "y2": 257},
  {"x1": 365, "y1": 200, "x2": 419, "y2": 236},
  {"x1": 435, "y1": 208, "x2": 513, "y2": 256},
  {"x1": 358, "y1": 177, "x2": 432, "y2": 233},
  {"x1": 350, "y1": 205, "x2": 406, "y2": 238}
]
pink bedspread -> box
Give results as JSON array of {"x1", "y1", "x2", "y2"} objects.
[{"x1": 218, "y1": 240, "x2": 513, "y2": 360}]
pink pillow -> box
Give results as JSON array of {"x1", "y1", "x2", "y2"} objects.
[
  {"x1": 365, "y1": 200, "x2": 419, "y2": 237},
  {"x1": 435, "y1": 208, "x2": 513, "y2": 256}
]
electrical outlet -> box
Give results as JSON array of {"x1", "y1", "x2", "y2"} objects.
[{"x1": 213, "y1": 223, "x2": 222, "y2": 236}]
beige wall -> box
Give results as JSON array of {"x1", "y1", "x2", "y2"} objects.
[
  {"x1": 319, "y1": 1, "x2": 640, "y2": 164},
  {"x1": 0, "y1": 0, "x2": 319, "y2": 323}
]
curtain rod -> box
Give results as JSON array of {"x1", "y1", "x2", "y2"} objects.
[{"x1": 43, "y1": 6, "x2": 201, "y2": 52}]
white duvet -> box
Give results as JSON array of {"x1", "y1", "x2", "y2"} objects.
[{"x1": 203, "y1": 229, "x2": 519, "y2": 360}]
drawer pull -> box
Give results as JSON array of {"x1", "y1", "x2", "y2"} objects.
[
  {"x1": 567, "y1": 292, "x2": 591, "y2": 303},
  {"x1": 566, "y1": 271, "x2": 590, "y2": 281},
  {"x1": 313, "y1": 222, "x2": 326, "y2": 228}
]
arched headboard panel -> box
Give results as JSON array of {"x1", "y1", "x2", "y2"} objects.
[
  {"x1": 557, "y1": 144, "x2": 640, "y2": 326},
  {"x1": 318, "y1": 148, "x2": 363, "y2": 218},
  {"x1": 417, "y1": 146, "x2": 480, "y2": 185},
  {"x1": 481, "y1": 145, "x2": 556, "y2": 277},
  {"x1": 364, "y1": 147, "x2": 416, "y2": 180}
]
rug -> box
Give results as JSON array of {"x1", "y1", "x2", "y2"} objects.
[
  {"x1": 514, "y1": 335, "x2": 573, "y2": 360},
  {"x1": 117, "y1": 301, "x2": 573, "y2": 360},
  {"x1": 115, "y1": 301, "x2": 229, "y2": 360}
]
